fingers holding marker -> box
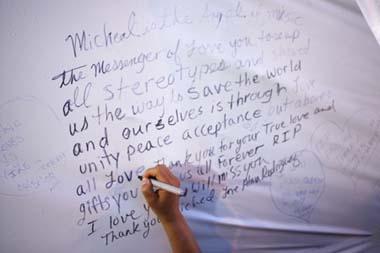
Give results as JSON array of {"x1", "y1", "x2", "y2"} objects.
[
  {"x1": 140, "y1": 165, "x2": 181, "y2": 222},
  {"x1": 143, "y1": 165, "x2": 180, "y2": 187},
  {"x1": 141, "y1": 176, "x2": 159, "y2": 207}
]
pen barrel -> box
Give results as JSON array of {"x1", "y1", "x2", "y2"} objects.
[{"x1": 150, "y1": 179, "x2": 185, "y2": 196}]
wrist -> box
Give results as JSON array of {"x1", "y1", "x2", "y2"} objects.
[{"x1": 159, "y1": 208, "x2": 183, "y2": 224}]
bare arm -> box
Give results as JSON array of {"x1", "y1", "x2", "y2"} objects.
[{"x1": 141, "y1": 165, "x2": 201, "y2": 253}]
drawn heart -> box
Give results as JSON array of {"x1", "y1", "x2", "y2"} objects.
[
  {"x1": 270, "y1": 150, "x2": 325, "y2": 222},
  {"x1": 310, "y1": 110, "x2": 380, "y2": 178}
]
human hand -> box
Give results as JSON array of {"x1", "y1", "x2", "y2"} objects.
[{"x1": 141, "y1": 164, "x2": 181, "y2": 223}]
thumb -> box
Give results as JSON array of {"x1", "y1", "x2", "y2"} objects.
[{"x1": 141, "y1": 178, "x2": 157, "y2": 206}]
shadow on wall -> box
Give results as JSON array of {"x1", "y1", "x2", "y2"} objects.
[{"x1": 172, "y1": 162, "x2": 233, "y2": 252}]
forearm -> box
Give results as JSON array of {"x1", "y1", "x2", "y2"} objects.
[
  {"x1": 161, "y1": 212, "x2": 201, "y2": 253},
  {"x1": 141, "y1": 165, "x2": 200, "y2": 253}
]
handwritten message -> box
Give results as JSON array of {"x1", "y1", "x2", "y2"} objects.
[{"x1": 47, "y1": 1, "x2": 342, "y2": 246}]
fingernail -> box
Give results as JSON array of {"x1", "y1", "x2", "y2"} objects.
[{"x1": 142, "y1": 178, "x2": 149, "y2": 185}]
